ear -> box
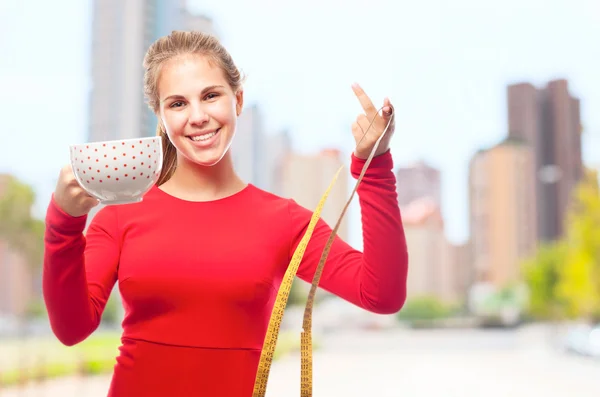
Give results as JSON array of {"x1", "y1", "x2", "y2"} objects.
[{"x1": 235, "y1": 89, "x2": 244, "y2": 116}]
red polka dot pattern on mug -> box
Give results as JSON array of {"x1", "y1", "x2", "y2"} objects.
[{"x1": 69, "y1": 137, "x2": 163, "y2": 204}]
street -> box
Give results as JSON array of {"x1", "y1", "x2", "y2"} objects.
[
  {"x1": 2, "y1": 324, "x2": 599, "y2": 396},
  {"x1": 267, "y1": 325, "x2": 600, "y2": 396}
]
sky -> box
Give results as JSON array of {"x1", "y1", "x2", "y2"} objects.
[{"x1": 0, "y1": 0, "x2": 598, "y2": 245}]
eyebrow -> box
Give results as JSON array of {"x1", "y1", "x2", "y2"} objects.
[{"x1": 161, "y1": 85, "x2": 225, "y2": 102}]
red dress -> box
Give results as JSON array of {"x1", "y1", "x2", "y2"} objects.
[{"x1": 42, "y1": 151, "x2": 408, "y2": 396}]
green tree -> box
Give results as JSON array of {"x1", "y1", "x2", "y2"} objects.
[
  {"x1": 396, "y1": 296, "x2": 454, "y2": 321},
  {"x1": 0, "y1": 174, "x2": 46, "y2": 325},
  {"x1": 522, "y1": 169, "x2": 600, "y2": 322},
  {"x1": 521, "y1": 241, "x2": 567, "y2": 320},
  {"x1": 0, "y1": 174, "x2": 45, "y2": 270},
  {"x1": 556, "y1": 169, "x2": 600, "y2": 321}
]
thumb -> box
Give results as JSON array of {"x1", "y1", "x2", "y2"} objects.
[
  {"x1": 84, "y1": 195, "x2": 100, "y2": 210},
  {"x1": 382, "y1": 97, "x2": 394, "y2": 120}
]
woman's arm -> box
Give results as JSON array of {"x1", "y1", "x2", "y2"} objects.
[
  {"x1": 290, "y1": 150, "x2": 408, "y2": 314},
  {"x1": 42, "y1": 197, "x2": 121, "y2": 345}
]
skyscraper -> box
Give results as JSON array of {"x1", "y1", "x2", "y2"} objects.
[
  {"x1": 468, "y1": 138, "x2": 537, "y2": 287},
  {"x1": 395, "y1": 160, "x2": 441, "y2": 208},
  {"x1": 507, "y1": 79, "x2": 583, "y2": 241},
  {"x1": 279, "y1": 149, "x2": 350, "y2": 242},
  {"x1": 88, "y1": 0, "x2": 217, "y2": 144},
  {"x1": 230, "y1": 104, "x2": 269, "y2": 190},
  {"x1": 401, "y1": 197, "x2": 446, "y2": 300}
]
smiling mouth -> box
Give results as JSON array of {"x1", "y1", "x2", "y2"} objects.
[{"x1": 188, "y1": 129, "x2": 220, "y2": 142}]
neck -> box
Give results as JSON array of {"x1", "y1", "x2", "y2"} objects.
[{"x1": 160, "y1": 151, "x2": 247, "y2": 201}]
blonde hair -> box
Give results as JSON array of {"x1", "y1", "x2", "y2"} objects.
[{"x1": 143, "y1": 30, "x2": 244, "y2": 185}]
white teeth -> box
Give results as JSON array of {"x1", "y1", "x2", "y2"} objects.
[{"x1": 190, "y1": 131, "x2": 217, "y2": 141}]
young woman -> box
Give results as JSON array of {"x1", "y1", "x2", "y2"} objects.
[{"x1": 43, "y1": 30, "x2": 408, "y2": 396}]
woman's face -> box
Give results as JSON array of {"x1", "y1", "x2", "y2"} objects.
[{"x1": 157, "y1": 54, "x2": 243, "y2": 167}]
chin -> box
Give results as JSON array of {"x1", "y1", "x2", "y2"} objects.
[
  {"x1": 182, "y1": 145, "x2": 232, "y2": 168},
  {"x1": 193, "y1": 155, "x2": 227, "y2": 167}
]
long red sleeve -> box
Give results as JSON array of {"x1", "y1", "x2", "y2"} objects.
[
  {"x1": 293, "y1": 150, "x2": 408, "y2": 314},
  {"x1": 42, "y1": 199, "x2": 120, "y2": 346}
]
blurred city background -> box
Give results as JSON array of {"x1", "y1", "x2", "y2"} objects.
[{"x1": 1, "y1": 0, "x2": 599, "y2": 396}]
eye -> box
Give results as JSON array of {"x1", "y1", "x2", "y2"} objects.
[
  {"x1": 204, "y1": 93, "x2": 219, "y2": 100},
  {"x1": 169, "y1": 101, "x2": 184, "y2": 108}
]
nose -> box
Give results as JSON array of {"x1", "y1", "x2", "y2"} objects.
[{"x1": 189, "y1": 104, "x2": 209, "y2": 127}]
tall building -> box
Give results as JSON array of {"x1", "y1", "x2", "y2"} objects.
[
  {"x1": 393, "y1": 161, "x2": 472, "y2": 303},
  {"x1": 279, "y1": 149, "x2": 350, "y2": 242},
  {"x1": 402, "y1": 197, "x2": 468, "y2": 303},
  {"x1": 444, "y1": 241, "x2": 472, "y2": 303},
  {"x1": 395, "y1": 160, "x2": 441, "y2": 208},
  {"x1": 88, "y1": 0, "x2": 217, "y2": 143},
  {"x1": 507, "y1": 79, "x2": 583, "y2": 241},
  {"x1": 402, "y1": 197, "x2": 446, "y2": 300},
  {"x1": 468, "y1": 138, "x2": 537, "y2": 287},
  {"x1": 264, "y1": 129, "x2": 293, "y2": 196},
  {"x1": 230, "y1": 104, "x2": 293, "y2": 194},
  {"x1": 230, "y1": 104, "x2": 269, "y2": 190}
]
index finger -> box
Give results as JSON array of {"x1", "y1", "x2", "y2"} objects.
[{"x1": 352, "y1": 83, "x2": 378, "y2": 118}]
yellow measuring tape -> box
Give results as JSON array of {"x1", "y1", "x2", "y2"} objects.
[{"x1": 253, "y1": 107, "x2": 394, "y2": 397}]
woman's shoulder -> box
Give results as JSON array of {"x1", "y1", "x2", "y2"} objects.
[
  {"x1": 244, "y1": 184, "x2": 296, "y2": 211},
  {"x1": 251, "y1": 186, "x2": 317, "y2": 221}
]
